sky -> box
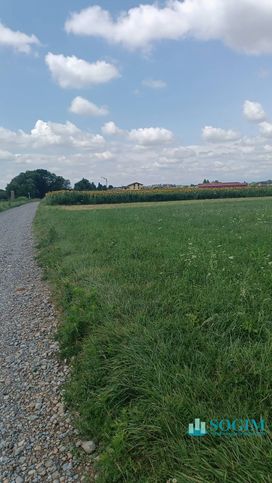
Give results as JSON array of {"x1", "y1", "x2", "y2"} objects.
[{"x1": 1, "y1": 0, "x2": 272, "y2": 188}]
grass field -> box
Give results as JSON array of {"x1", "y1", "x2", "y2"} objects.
[
  {"x1": 35, "y1": 198, "x2": 272, "y2": 482},
  {"x1": 0, "y1": 198, "x2": 31, "y2": 213}
]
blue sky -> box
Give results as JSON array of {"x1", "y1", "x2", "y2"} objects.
[{"x1": 1, "y1": 0, "x2": 272, "y2": 188}]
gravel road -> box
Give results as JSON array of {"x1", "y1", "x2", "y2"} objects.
[{"x1": 0, "y1": 203, "x2": 92, "y2": 482}]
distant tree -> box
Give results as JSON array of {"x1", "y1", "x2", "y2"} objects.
[
  {"x1": 6, "y1": 169, "x2": 70, "y2": 198},
  {"x1": 203, "y1": 179, "x2": 210, "y2": 184},
  {"x1": 97, "y1": 182, "x2": 107, "y2": 191},
  {"x1": 74, "y1": 178, "x2": 96, "y2": 191},
  {"x1": 0, "y1": 189, "x2": 8, "y2": 200},
  {"x1": 52, "y1": 176, "x2": 71, "y2": 192}
]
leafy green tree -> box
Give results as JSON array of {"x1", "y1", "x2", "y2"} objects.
[
  {"x1": 74, "y1": 178, "x2": 97, "y2": 191},
  {"x1": 97, "y1": 182, "x2": 107, "y2": 191},
  {"x1": 0, "y1": 189, "x2": 8, "y2": 200},
  {"x1": 6, "y1": 169, "x2": 70, "y2": 198}
]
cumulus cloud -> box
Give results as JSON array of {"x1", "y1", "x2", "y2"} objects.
[
  {"x1": 69, "y1": 97, "x2": 109, "y2": 116},
  {"x1": 259, "y1": 121, "x2": 272, "y2": 137},
  {"x1": 243, "y1": 100, "x2": 266, "y2": 122},
  {"x1": 202, "y1": 126, "x2": 241, "y2": 143},
  {"x1": 30, "y1": 120, "x2": 96, "y2": 148},
  {"x1": 0, "y1": 22, "x2": 40, "y2": 53},
  {"x1": 0, "y1": 120, "x2": 105, "y2": 150},
  {"x1": 142, "y1": 79, "x2": 166, "y2": 89},
  {"x1": 102, "y1": 122, "x2": 174, "y2": 145},
  {"x1": 128, "y1": 127, "x2": 173, "y2": 145},
  {"x1": 2, "y1": 120, "x2": 272, "y2": 190},
  {"x1": 45, "y1": 53, "x2": 120, "y2": 88},
  {"x1": 3, "y1": 99, "x2": 272, "y2": 189},
  {"x1": 65, "y1": 1, "x2": 272, "y2": 54},
  {"x1": 102, "y1": 121, "x2": 124, "y2": 136}
]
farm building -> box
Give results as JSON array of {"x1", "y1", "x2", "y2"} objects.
[
  {"x1": 198, "y1": 182, "x2": 248, "y2": 189},
  {"x1": 125, "y1": 182, "x2": 144, "y2": 190}
]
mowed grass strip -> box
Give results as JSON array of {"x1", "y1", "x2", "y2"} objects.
[
  {"x1": 35, "y1": 198, "x2": 272, "y2": 482},
  {"x1": 59, "y1": 196, "x2": 272, "y2": 211}
]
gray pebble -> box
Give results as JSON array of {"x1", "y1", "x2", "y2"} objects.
[{"x1": 81, "y1": 441, "x2": 96, "y2": 455}]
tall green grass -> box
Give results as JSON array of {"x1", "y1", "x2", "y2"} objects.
[
  {"x1": 45, "y1": 186, "x2": 272, "y2": 205},
  {"x1": 35, "y1": 198, "x2": 272, "y2": 482}
]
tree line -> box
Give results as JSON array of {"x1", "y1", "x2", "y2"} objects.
[{"x1": 0, "y1": 169, "x2": 113, "y2": 200}]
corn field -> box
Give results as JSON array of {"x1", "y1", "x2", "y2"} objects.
[{"x1": 45, "y1": 186, "x2": 272, "y2": 205}]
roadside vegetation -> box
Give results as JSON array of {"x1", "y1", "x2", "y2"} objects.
[
  {"x1": 35, "y1": 198, "x2": 272, "y2": 482},
  {"x1": 45, "y1": 185, "x2": 272, "y2": 205},
  {"x1": 0, "y1": 197, "x2": 32, "y2": 213}
]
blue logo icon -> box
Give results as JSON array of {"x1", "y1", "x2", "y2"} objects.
[
  {"x1": 188, "y1": 418, "x2": 207, "y2": 437},
  {"x1": 187, "y1": 417, "x2": 266, "y2": 437}
]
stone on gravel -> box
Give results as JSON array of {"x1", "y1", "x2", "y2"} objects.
[{"x1": 81, "y1": 441, "x2": 96, "y2": 454}]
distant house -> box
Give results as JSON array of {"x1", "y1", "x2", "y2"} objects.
[
  {"x1": 256, "y1": 180, "x2": 272, "y2": 186},
  {"x1": 198, "y1": 182, "x2": 248, "y2": 189},
  {"x1": 125, "y1": 182, "x2": 144, "y2": 190}
]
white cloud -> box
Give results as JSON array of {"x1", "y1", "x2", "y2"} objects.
[
  {"x1": 0, "y1": 126, "x2": 22, "y2": 145},
  {"x1": 30, "y1": 120, "x2": 83, "y2": 147},
  {"x1": 163, "y1": 146, "x2": 195, "y2": 159},
  {"x1": 2, "y1": 125, "x2": 272, "y2": 190},
  {"x1": 0, "y1": 149, "x2": 13, "y2": 160},
  {"x1": 128, "y1": 127, "x2": 173, "y2": 145},
  {"x1": 142, "y1": 79, "x2": 166, "y2": 89},
  {"x1": 45, "y1": 52, "x2": 120, "y2": 88},
  {"x1": 65, "y1": 1, "x2": 272, "y2": 54},
  {"x1": 202, "y1": 126, "x2": 241, "y2": 143},
  {"x1": 94, "y1": 151, "x2": 113, "y2": 160},
  {"x1": 0, "y1": 120, "x2": 105, "y2": 150},
  {"x1": 0, "y1": 22, "x2": 40, "y2": 54},
  {"x1": 102, "y1": 122, "x2": 174, "y2": 144},
  {"x1": 243, "y1": 100, "x2": 266, "y2": 122},
  {"x1": 102, "y1": 121, "x2": 124, "y2": 136},
  {"x1": 3, "y1": 100, "x2": 272, "y2": 190},
  {"x1": 259, "y1": 121, "x2": 272, "y2": 137},
  {"x1": 69, "y1": 97, "x2": 109, "y2": 116}
]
